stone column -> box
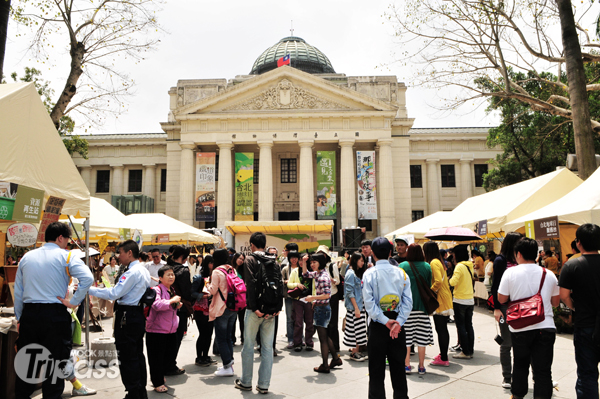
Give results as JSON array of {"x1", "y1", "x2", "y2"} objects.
[
  {"x1": 377, "y1": 139, "x2": 396, "y2": 235},
  {"x1": 79, "y1": 166, "x2": 92, "y2": 192},
  {"x1": 258, "y1": 141, "x2": 274, "y2": 221},
  {"x1": 299, "y1": 140, "x2": 315, "y2": 221},
  {"x1": 339, "y1": 140, "x2": 357, "y2": 228},
  {"x1": 178, "y1": 142, "x2": 195, "y2": 226},
  {"x1": 426, "y1": 159, "x2": 440, "y2": 214},
  {"x1": 217, "y1": 142, "x2": 234, "y2": 234},
  {"x1": 111, "y1": 165, "x2": 124, "y2": 196},
  {"x1": 460, "y1": 158, "x2": 473, "y2": 201},
  {"x1": 143, "y1": 164, "x2": 156, "y2": 200}
]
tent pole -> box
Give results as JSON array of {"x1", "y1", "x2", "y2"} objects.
[{"x1": 84, "y1": 217, "x2": 91, "y2": 366}]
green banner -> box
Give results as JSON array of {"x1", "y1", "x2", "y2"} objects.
[
  {"x1": 235, "y1": 153, "x2": 254, "y2": 221},
  {"x1": 6, "y1": 184, "x2": 45, "y2": 222},
  {"x1": 316, "y1": 151, "x2": 336, "y2": 220}
]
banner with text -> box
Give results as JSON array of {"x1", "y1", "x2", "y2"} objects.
[
  {"x1": 316, "y1": 151, "x2": 337, "y2": 220},
  {"x1": 525, "y1": 216, "x2": 560, "y2": 240},
  {"x1": 356, "y1": 151, "x2": 377, "y2": 220},
  {"x1": 195, "y1": 152, "x2": 216, "y2": 222},
  {"x1": 235, "y1": 152, "x2": 254, "y2": 221}
]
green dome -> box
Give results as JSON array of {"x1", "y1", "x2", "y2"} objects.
[{"x1": 250, "y1": 36, "x2": 336, "y2": 75}]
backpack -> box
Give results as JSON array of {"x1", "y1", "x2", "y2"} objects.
[
  {"x1": 255, "y1": 255, "x2": 284, "y2": 315},
  {"x1": 216, "y1": 266, "x2": 247, "y2": 312},
  {"x1": 139, "y1": 286, "x2": 157, "y2": 319}
]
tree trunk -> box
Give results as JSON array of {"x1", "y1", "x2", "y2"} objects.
[
  {"x1": 50, "y1": 41, "x2": 85, "y2": 130},
  {"x1": 556, "y1": 0, "x2": 597, "y2": 179},
  {"x1": 0, "y1": 0, "x2": 10, "y2": 81}
]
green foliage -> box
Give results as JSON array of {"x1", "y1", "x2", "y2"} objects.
[
  {"x1": 481, "y1": 66, "x2": 600, "y2": 190},
  {"x1": 8, "y1": 67, "x2": 88, "y2": 158}
]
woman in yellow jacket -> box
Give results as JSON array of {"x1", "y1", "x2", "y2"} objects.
[
  {"x1": 448, "y1": 245, "x2": 475, "y2": 360},
  {"x1": 424, "y1": 242, "x2": 453, "y2": 367}
]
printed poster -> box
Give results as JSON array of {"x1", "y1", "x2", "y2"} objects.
[
  {"x1": 235, "y1": 153, "x2": 254, "y2": 221},
  {"x1": 316, "y1": 151, "x2": 336, "y2": 220},
  {"x1": 37, "y1": 196, "x2": 66, "y2": 241},
  {"x1": 356, "y1": 151, "x2": 377, "y2": 220},
  {"x1": 195, "y1": 152, "x2": 216, "y2": 222}
]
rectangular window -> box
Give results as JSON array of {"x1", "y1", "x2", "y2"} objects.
[
  {"x1": 474, "y1": 164, "x2": 488, "y2": 187},
  {"x1": 410, "y1": 165, "x2": 422, "y2": 188},
  {"x1": 254, "y1": 158, "x2": 259, "y2": 184},
  {"x1": 96, "y1": 170, "x2": 110, "y2": 193},
  {"x1": 128, "y1": 169, "x2": 143, "y2": 193},
  {"x1": 358, "y1": 219, "x2": 372, "y2": 232},
  {"x1": 280, "y1": 158, "x2": 297, "y2": 183},
  {"x1": 440, "y1": 165, "x2": 456, "y2": 188},
  {"x1": 160, "y1": 169, "x2": 167, "y2": 192},
  {"x1": 412, "y1": 210, "x2": 424, "y2": 222}
]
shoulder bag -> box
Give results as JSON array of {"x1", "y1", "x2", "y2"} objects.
[
  {"x1": 408, "y1": 261, "x2": 439, "y2": 315},
  {"x1": 506, "y1": 268, "x2": 547, "y2": 329}
]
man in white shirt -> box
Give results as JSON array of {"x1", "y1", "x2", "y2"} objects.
[
  {"x1": 498, "y1": 237, "x2": 560, "y2": 399},
  {"x1": 145, "y1": 248, "x2": 165, "y2": 287}
]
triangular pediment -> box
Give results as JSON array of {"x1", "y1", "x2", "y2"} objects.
[{"x1": 174, "y1": 67, "x2": 398, "y2": 116}]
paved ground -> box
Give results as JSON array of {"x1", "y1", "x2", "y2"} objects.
[{"x1": 39, "y1": 304, "x2": 578, "y2": 399}]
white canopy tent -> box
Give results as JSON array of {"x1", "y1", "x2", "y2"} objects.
[
  {"x1": 385, "y1": 212, "x2": 451, "y2": 241},
  {"x1": 63, "y1": 197, "x2": 136, "y2": 240},
  {"x1": 440, "y1": 168, "x2": 582, "y2": 234},
  {"x1": 505, "y1": 166, "x2": 600, "y2": 230},
  {"x1": 125, "y1": 213, "x2": 219, "y2": 244},
  {"x1": 0, "y1": 83, "x2": 90, "y2": 217}
]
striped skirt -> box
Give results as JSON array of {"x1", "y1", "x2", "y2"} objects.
[
  {"x1": 342, "y1": 310, "x2": 368, "y2": 347},
  {"x1": 404, "y1": 310, "x2": 434, "y2": 347}
]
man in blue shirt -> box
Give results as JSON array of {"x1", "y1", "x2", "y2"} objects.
[
  {"x1": 362, "y1": 237, "x2": 413, "y2": 399},
  {"x1": 89, "y1": 240, "x2": 150, "y2": 399},
  {"x1": 14, "y1": 222, "x2": 93, "y2": 399}
]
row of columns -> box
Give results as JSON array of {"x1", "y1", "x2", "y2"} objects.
[
  {"x1": 425, "y1": 158, "x2": 474, "y2": 214},
  {"x1": 178, "y1": 139, "x2": 398, "y2": 235}
]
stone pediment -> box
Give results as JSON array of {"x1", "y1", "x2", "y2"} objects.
[{"x1": 222, "y1": 79, "x2": 351, "y2": 111}]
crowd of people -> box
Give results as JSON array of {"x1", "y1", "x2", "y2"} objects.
[{"x1": 10, "y1": 221, "x2": 600, "y2": 399}]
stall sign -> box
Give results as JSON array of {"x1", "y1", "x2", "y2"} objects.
[
  {"x1": 119, "y1": 228, "x2": 131, "y2": 241},
  {"x1": 7, "y1": 223, "x2": 38, "y2": 247},
  {"x1": 0, "y1": 181, "x2": 45, "y2": 222},
  {"x1": 525, "y1": 216, "x2": 560, "y2": 240},
  {"x1": 234, "y1": 152, "x2": 254, "y2": 221},
  {"x1": 316, "y1": 151, "x2": 337, "y2": 220},
  {"x1": 151, "y1": 234, "x2": 170, "y2": 243},
  {"x1": 476, "y1": 220, "x2": 488, "y2": 236},
  {"x1": 356, "y1": 151, "x2": 377, "y2": 220},
  {"x1": 37, "y1": 196, "x2": 66, "y2": 242},
  {"x1": 98, "y1": 236, "x2": 109, "y2": 254},
  {"x1": 195, "y1": 152, "x2": 216, "y2": 222}
]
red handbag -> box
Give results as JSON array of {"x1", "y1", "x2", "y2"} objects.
[{"x1": 506, "y1": 268, "x2": 547, "y2": 329}]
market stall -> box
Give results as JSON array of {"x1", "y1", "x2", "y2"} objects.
[
  {"x1": 385, "y1": 211, "x2": 451, "y2": 241},
  {"x1": 125, "y1": 213, "x2": 220, "y2": 246}
]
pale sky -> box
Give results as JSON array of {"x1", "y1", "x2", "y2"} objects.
[{"x1": 3, "y1": 0, "x2": 498, "y2": 134}]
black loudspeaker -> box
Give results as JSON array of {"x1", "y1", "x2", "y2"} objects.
[{"x1": 343, "y1": 228, "x2": 365, "y2": 249}]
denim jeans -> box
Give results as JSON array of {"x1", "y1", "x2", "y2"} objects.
[
  {"x1": 511, "y1": 328, "x2": 556, "y2": 399},
  {"x1": 453, "y1": 302, "x2": 474, "y2": 356},
  {"x1": 285, "y1": 297, "x2": 294, "y2": 344},
  {"x1": 241, "y1": 309, "x2": 275, "y2": 389},
  {"x1": 214, "y1": 308, "x2": 237, "y2": 367},
  {"x1": 574, "y1": 327, "x2": 600, "y2": 399}
]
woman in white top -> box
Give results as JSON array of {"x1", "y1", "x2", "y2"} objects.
[{"x1": 498, "y1": 238, "x2": 560, "y2": 399}]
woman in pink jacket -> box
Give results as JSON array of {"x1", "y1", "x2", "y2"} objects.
[{"x1": 146, "y1": 265, "x2": 182, "y2": 393}]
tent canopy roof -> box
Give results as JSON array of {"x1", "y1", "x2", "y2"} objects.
[
  {"x1": 385, "y1": 212, "x2": 451, "y2": 240},
  {"x1": 441, "y1": 168, "x2": 582, "y2": 234},
  {"x1": 225, "y1": 220, "x2": 334, "y2": 235},
  {"x1": 60, "y1": 197, "x2": 134, "y2": 240},
  {"x1": 125, "y1": 213, "x2": 219, "y2": 244},
  {"x1": 505, "y1": 166, "x2": 600, "y2": 229},
  {"x1": 0, "y1": 83, "x2": 90, "y2": 217}
]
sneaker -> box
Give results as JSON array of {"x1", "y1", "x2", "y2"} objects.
[
  {"x1": 286, "y1": 343, "x2": 295, "y2": 350},
  {"x1": 195, "y1": 358, "x2": 209, "y2": 367},
  {"x1": 418, "y1": 366, "x2": 426, "y2": 375},
  {"x1": 452, "y1": 352, "x2": 472, "y2": 359},
  {"x1": 349, "y1": 352, "x2": 366, "y2": 362},
  {"x1": 214, "y1": 366, "x2": 234, "y2": 377},
  {"x1": 405, "y1": 365, "x2": 412, "y2": 374},
  {"x1": 430, "y1": 355, "x2": 450, "y2": 367},
  {"x1": 72, "y1": 386, "x2": 97, "y2": 396},
  {"x1": 305, "y1": 344, "x2": 314, "y2": 352},
  {"x1": 501, "y1": 378, "x2": 511, "y2": 389},
  {"x1": 234, "y1": 379, "x2": 252, "y2": 391},
  {"x1": 450, "y1": 344, "x2": 462, "y2": 352},
  {"x1": 294, "y1": 345, "x2": 303, "y2": 352},
  {"x1": 205, "y1": 356, "x2": 218, "y2": 365},
  {"x1": 256, "y1": 386, "x2": 269, "y2": 394}
]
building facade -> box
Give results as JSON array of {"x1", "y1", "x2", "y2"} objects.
[{"x1": 71, "y1": 36, "x2": 500, "y2": 244}]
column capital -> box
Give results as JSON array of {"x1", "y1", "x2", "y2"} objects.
[
  {"x1": 338, "y1": 139, "x2": 355, "y2": 147},
  {"x1": 216, "y1": 141, "x2": 234, "y2": 150},
  {"x1": 79, "y1": 165, "x2": 92, "y2": 169},
  {"x1": 110, "y1": 164, "x2": 124, "y2": 169},
  {"x1": 179, "y1": 142, "x2": 196, "y2": 150},
  {"x1": 257, "y1": 140, "x2": 274, "y2": 148},
  {"x1": 298, "y1": 140, "x2": 315, "y2": 148},
  {"x1": 142, "y1": 163, "x2": 157, "y2": 168},
  {"x1": 459, "y1": 158, "x2": 474, "y2": 163},
  {"x1": 426, "y1": 158, "x2": 440, "y2": 164},
  {"x1": 377, "y1": 138, "x2": 394, "y2": 147}
]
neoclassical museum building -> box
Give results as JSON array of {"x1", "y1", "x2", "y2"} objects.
[{"x1": 71, "y1": 36, "x2": 500, "y2": 246}]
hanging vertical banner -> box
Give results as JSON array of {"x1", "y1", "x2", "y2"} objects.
[
  {"x1": 356, "y1": 150, "x2": 377, "y2": 220},
  {"x1": 316, "y1": 151, "x2": 337, "y2": 220},
  {"x1": 235, "y1": 152, "x2": 254, "y2": 221},
  {"x1": 195, "y1": 152, "x2": 216, "y2": 222}
]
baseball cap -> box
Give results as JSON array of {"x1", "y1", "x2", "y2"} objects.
[{"x1": 394, "y1": 237, "x2": 409, "y2": 245}]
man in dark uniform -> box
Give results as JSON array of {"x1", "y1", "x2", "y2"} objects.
[
  {"x1": 14, "y1": 222, "x2": 93, "y2": 399},
  {"x1": 88, "y1": 240, "x2": 150, "y2": 399}
]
